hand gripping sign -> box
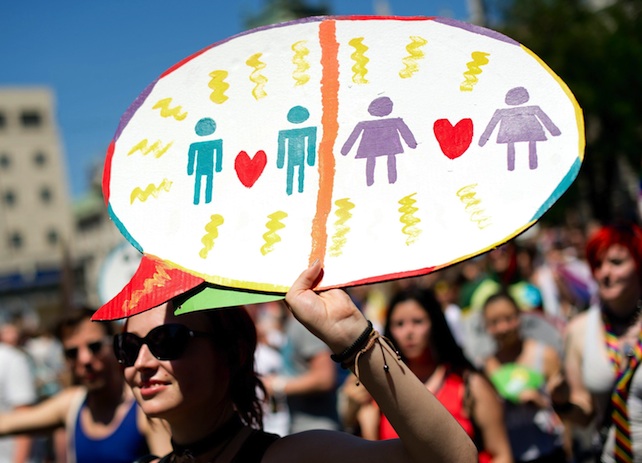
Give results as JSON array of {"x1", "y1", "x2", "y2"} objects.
[{"x1": 93, "y1": 16, "x2": 584, "y2": 320}]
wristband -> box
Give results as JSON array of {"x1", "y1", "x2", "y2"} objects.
[{"x1": 330, "y1": 320, "x2": 374, "y2": 364}]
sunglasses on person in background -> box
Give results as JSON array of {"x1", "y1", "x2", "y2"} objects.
[
  {"x1": 113, "y1": 324, "x2": 214, "y2": 367},
  {"x1": 63, "y1": 339, "x2": 107, "y2": 360}
]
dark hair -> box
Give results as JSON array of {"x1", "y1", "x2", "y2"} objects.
[
  {"x1": 202, "y1": 306, "x2": 265, "y2": 429},
  {"x1": 54, "y1": 307, "x2": 114, "y2": 341},
  {"x1": 481, "y1": 291, "x2": 520, "y2": 315},
  {"x1": 585, "y1": 222, "x2": 642, "y2": 284},
  {"x1": 384, "y1": 287, "x2": 475, "y2": 373}
]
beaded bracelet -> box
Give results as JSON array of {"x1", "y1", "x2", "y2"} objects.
[{"x1": 330, "y1": 320, "x2": 374, "y2": 365}]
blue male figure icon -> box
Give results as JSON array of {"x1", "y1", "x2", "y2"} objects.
[
  {"x1": 341, "y1": 96, "x2": 417, "y2": 187},
  {"x1": 187, "y1": 117, "x2": 223, "y2": 205},
  {"x1": 277, "y1": 106, "x2": 317, "y2": 195},
  {"x1": 478, "y1": 86, "x2": 561, "y2": 171}
]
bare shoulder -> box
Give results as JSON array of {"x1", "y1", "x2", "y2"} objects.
[
  {"x1": 467, "y1": 371, "x2": 496, "y2": 399},
  {"x1": 263, "y1": 430, "x2": 405, "y2": 463},
  {"x1": 564, "y1": 310, "x2": 589, "y2": 354},
  {"x1": 51, "y1": 385, "x2": 85, "y2": 412}
]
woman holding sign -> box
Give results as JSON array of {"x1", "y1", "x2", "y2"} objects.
[{"x1": 105, "y1": 261, "x2": 477, "y2": 463}]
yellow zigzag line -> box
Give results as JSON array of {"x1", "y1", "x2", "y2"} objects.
[
  {"x1": 199, "y1": 214, "x2": 225, "y2": 259},
  {"x1": 261, "y1": 211, "x2": 287, "y2": 256},
  {"x1": 208, "y1": 70, "x2": 230, "y2": 104},
  {"x1": 460, "y1": 51, "x2": 490, "y2": 92},
  {"x1": 399, "y1": 36, "x2": 428, "y2": 79},
  {"x1": 152, "y1": 98, "x2": 188, "y2": 120},
  {"x1": 127, "y1": 139, "x2": 173, "y2": 158},
  {"x1": 456, "y1": 183, "x2": 492, "y2": 229},
  {"x1": 398, "y1": 193, "x2": 421, "y2": 245},
  {"x1": 246, "y1": 53, "x2": 268, "y2": 100},
  {"x1": 291, "y1": 40, "x2": 311, "y2": 86},
  {"x1": 348, "y1": 37, "x2": 369, "y2": 84},
  {"x1": 130, "y1": 178, "x2": 173, "y2": 204},
  {"x1": 125, "y1": 263, "x2": 171, "y2": 312},
  {"x1": 329, "y1": 198, "x2": 355, "y2": 257}
]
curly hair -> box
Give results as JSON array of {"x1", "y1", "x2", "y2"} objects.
[{"x1": 201, "y1": 306, "x2": 266, "y2": 429}]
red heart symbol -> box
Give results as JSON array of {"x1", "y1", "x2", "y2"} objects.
[
  {"x1": 433, "y1": 118, "x2": 473, "y2": 160},
  {"x1": 235, "y1": 150, "x2": 267, "y2": 188}
]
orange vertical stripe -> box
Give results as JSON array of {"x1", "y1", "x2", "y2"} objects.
[{"x1": 310, "y1": 20, "x2": 339, "y2": 267}]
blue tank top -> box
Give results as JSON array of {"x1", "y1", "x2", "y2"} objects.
[{"x1": 74, "y1": 399, "x2": 149, "y2": 463}]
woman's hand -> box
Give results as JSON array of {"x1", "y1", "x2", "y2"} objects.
[{"x1": 285, "y1": 261, "x2": 369, "y2": 354}]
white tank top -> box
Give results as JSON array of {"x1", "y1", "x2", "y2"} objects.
[{"x1": 583, "y1": 305, "x2": 616, "y2": 394}]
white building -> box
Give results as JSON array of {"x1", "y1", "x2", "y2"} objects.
[{"x1": 0, "y1": 87, "x2": 74, "y2": 324}]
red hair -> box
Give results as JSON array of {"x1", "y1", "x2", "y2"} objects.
[{"x1": 585, "y1": 223, "x2": 642, "y2": 281}]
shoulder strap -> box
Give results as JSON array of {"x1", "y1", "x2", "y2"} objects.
[{"x1": 231, "y1": 430, "x2": 280, "y2": 463}]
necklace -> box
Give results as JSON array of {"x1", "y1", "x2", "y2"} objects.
[
  {"x1": 602, "y1": 301, "x2": 642, "y2": 374},
  {"x1": 171, "y1": 415, "x2": 243, "y2": 462}
]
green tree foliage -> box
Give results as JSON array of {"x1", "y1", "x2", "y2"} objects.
[{"x1": 489, "y1": 0, "x2": 642, "y2": 224}]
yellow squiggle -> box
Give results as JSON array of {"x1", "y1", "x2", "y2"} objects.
[
  {"x1": 456, "y1": 183, "x2": 492, "y2": 229},
  {"x1": 152, "y1": 98, "x2": 188, "y2": 120},
  {"x1": 460, "y1": 51, "x2": 490, "y2": 92},
  {"x1": 398, "y1": 193, "x2": 421, "y2": 245},
  {"x1": 399, "y1": 36, "x2": 428, "y2": 79},
  {"x1": 130, "y1": 178, "x2": 173, "y2": 204},
  {"x1": 329, "y1": 198, "x2": 355, "y2": 257},
  {"x1": 261, "y1": 211, "x2": 287, "y2": 256},
  {"x1": 127, "y1": 139, "x2": 173, "y2": 158},
  {"x1": 348, "y1": 37, "x2": 369, "y2": 84},
  {"x1": 125, "y1": 263, "x2": 171, "y2": 312},
  {"x1": 291, "y1": 40, "x2": 310, "y2": 86},
  {"x1": 199, "y1": 214, "x2": 225, "y2": 259},
  {"x1": 208, "y1": 70, "x2": 230, "y2": 104},
  {"x1": 246, "y1": 53, "x2": 268, "y2": 100}
]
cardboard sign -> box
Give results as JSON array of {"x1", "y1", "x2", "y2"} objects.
[{"x1": 104, "y1": 16, "x2": 584, "y2": 295}]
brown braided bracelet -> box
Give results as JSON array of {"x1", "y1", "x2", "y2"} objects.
[{"x1": 330, "y1": 320, "x2": 374, "y2": 366}]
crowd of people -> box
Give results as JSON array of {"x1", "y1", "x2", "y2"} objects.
[{"x1": 0, "y1": 220, "x2": 641, "y2": 462}]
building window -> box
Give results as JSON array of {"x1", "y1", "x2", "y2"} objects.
[
  {"x1": 3, "y1": 190, "x2": 16, "y2": 207},
  {"x1": 33, "y1": 151, "x2": 47, "y2": 167},
  {"x1": 46, "y1": 229, "x2": 59, "y2": 246},
  {"x1": 40, "y1": 186, "x2": 53, "y2": 204},
  {"x1": 0, "y1": 153, "x2": 11, "y2": 170},
  {"x1": 20, "y1": 110, "x2": 42, "y2": 128},
  {"x1": 0, "y1": 112, "x2": 6, "y2": 129},
  {"x1": 8, "y1": 232, "x2": 23, "y2": 250}
]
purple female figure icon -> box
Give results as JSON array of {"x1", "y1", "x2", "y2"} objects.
[
  {"x1": 341, "y1": 96, "x2": 417, "y2": 186},
  {"x1": 478, "y1": 86, "x2": 561, "y2": 171}
]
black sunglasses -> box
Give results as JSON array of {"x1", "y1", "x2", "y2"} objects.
[
  {"x1": 113, "y1": 324, "x2": 213, "y2": 367},
  {"x1": 64, "y1": 339, "x2": 106, "y2": 360}
]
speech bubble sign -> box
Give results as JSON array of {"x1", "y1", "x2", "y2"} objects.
[{"x1": 104, "y1": 16, "x2": 584, "y2": 295}]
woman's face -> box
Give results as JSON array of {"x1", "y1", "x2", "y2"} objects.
[
  {"x1": 593, "y1": 244, "x2": 641, "y2": 312},
  {"x1": 388, "y1": 299, "x2": 431, "y2": 360},
  {"x1": 122, "y1": 303, "x2": 230, "y2": 423},
  {"x1": 483, "y1": 297, "x2": 521, "y2": 348}
]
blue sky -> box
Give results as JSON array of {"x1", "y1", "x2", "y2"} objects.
[{"x1": 1, "y1": 0, "x2": 471, "y2": 199}]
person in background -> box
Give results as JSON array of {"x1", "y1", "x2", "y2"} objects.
[
  {"x1": 0, "y1": 331, "x2": 37, "y2": 463},
  {"x1": 552, "y1": 222, "x2": 642, "y2": 462},
  {"x1": 0, "y1": 307, "x2": 171, "y2": 463},
  {"x1": 263, "y1": 304, "x2": 340, "y2": 434},
  {"x1": 340, "y1": 285, "x2": 513, "y2": 462},
  {"x1": 111, "y1": 261, "x2": 477, "y2": 462},
  {"x1": 482, "y1": 292, "x2": 567, "y2": 462}
]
